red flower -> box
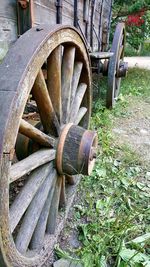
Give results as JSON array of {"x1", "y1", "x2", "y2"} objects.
[{"x1": 125, "y1": 10, "x2": 145, "y2": 27}]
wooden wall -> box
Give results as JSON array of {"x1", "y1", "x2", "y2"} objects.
[
  {"x1": 0, "y1": 0, "x2": 17, "y2": 61},
  {"x1": 33, "y1": 0, "x2": 56, "y2": 26},
  {"x1": 0, "y1": 0, "x2": 113, "y2": 60}
]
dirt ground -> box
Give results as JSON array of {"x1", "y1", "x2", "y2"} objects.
[
  {"x1": 125, "y1": 56, "x2": 150, "y2": 70},
  {"x1": 112, "y1": 96, "x2": 150, "y2": 165}
]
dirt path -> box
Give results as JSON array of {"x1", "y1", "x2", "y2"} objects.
[
  {"x1": 112, "y1": 96, "x2": 150, "y2": 165},
  {"x1": 125, "y1": 56, "x2": 150, "y2": 70}
]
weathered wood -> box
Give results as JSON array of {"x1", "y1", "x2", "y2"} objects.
[
  {"x1": 19, "y1": 119, "x2": 56, "y2": 147},
  {"x1": 74, "y1": 107, "x2": 87, "y2": 125},
  {"x1": 59, "y1": 125, "x2": 97, "y2": 175},
  {"x1": 32, "y1": 70, "x2": 60, "y2": 135},
  {"x1": 90, "y1": 51, "x2": 114, "y2": 59},
  {"x1": 47, "y1": 46, "x2": 62, "y2": 122},
  {"x1": 46, "y1": 176, "x2": 62, "y2": 234},
  {"x1": 10, "y1": 149, "x2": 55, "y2": 183},
  {"x1": 10, "y1": 163, "x2": 53, "y2": 233},
  {"x1": 119, "y1": 45, "x2": 124, "y2": 58},
  {"x1": 59, "y1": 175, "x2": 66, "y2": 208},
  {"x1": 61, "y1": 46, "x2": 75, "y2": 124},
  {"x1": 70, "y1": 62, "x2": 83, "y2": 105},
  {"x1": 30, "y1": 176, "x2": 56, "y2": 249},
  {"x1": 61, "y1": 125, "x2": 85, "y2": 175},
  {"x1": 15, "y1": 169, "x2": 56, "y2": 253},
  {"x1": 69, "y1": 83, "x2": 87, "y2": 122}
]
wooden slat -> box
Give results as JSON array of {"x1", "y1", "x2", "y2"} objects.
[
  {"x1": 61, "y1": 46, "x2": 75, "y2": 124},
  {"x1": 69, "y1": 83, "x2": 87, "y2": 123},
  {"x1": 10, "y1": 149, "x2": 55, "y2": 183},
  {"x1": 15, "y1": 169, "x2": 57, "y2": 253},
  {"x1": 32, "y1": 70, "x2": 60, "y2": 135},
  {"x1": 46, "y1": 176, "x2": 62, "y2": 234},
  {"x1": 30, "y1": 177, "x2": 56, "y2": 249},
  {"x1": 19, "y1": 119, "x2": 56, "y2": 147},
  {"x1": 10, "y1": 163, "x2": 53, "y2": 233},
  {"x1": 59, "y1": 175, "x2": 66, "y2": 208},
  {"x1": 89, "y1": 52, "x2": 114, "y2": 59},
  {"x1": 47, "y1": 46, "x2": 62, "y2": 122},
  {"x1": 119, "y1": 45, "x2": 124, "y2": 58},
  {"x1": 70, "y1": 61, "x2": 83, "y2": 106},
  {"x1": 74, "y1": 107, "x2": 87, "y2": 125}
]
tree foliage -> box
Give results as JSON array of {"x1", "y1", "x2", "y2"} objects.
[{"x1": 112, "y1": 0, "x2": 150, "y2": 50}]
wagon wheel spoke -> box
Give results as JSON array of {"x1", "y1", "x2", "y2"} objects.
[
  {"x1": 10, "y1": 149, "x2": 55, "y2": 183},
  {"x1": 59, "y1": 175, "x2": 66, "y2": 208},
  {"x1": 15, "y1": 168, "x2": 57, "y2": 253},
  {"x1": 70, "y1": 62, "x2": 83, "y2": 106},
  {"x1": 47, "y1": 46, "x2": 62, "y2": 122},
  {"x1": 30, "y1": 176, "x2": 57, "y2": 250},
  {"x1": 118, "y1": 45, "x2": 124, "y2": 61},
  {"x1": 10, "y1": 163, "x2": 54, "y2": 233},
  {"x1": 69, "y1": 83, "x2": 87, "y2": 123},
  {"x1": 32, "y1": 69, "x2": 60, "y2": 135},
  {"x1": 61, "y1": 46, "x2": 75, "y2": 124},
  {"x1": 19, "y1": 119, "x2": 56, "y2": 147},
  {"x1": 74, "y1": 107, "x2": 88, "y2": 125},
  {"x1": 46, "y1": 175, "x2": 62, "y2": 234}
]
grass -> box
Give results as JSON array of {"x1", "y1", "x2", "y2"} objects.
[
  {"x1": 125, "y1": 43, "x2": 150, "y2": 57},
  {"x1": 56, "y1": 69, "x2": 150, "y2": 267}
]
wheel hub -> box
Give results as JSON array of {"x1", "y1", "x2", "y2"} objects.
[
  {"x1": 116, "y1": 61, "x2": 128, "y2": 78},
  {"x1": 56, "y1": 123, "x2": 98, "y2": 175}
]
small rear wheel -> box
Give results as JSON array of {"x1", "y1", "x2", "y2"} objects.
[{"x1": 106, "y1": 22, "x2": 126, "y2": 108}]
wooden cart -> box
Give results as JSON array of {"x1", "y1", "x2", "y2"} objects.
[{"x1": 0, "y1": 1, "x2": 127, "y2": 266}]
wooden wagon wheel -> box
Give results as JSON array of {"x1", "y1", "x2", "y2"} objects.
[
  {"x1": 106, "y1": 22, "x2": 126, "y2": 108},
  {"x1": 0, "y1": 25, "x2": 97, "y2": 267}
]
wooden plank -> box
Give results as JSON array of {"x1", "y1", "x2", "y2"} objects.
[
  {"x1": 10, "y1": 162, "x2": 53, "y2": 233},
  {"x1": 46, "y1": 176, "x2": 62, "y2": 234},
  {"x1": 33, "y1": 0, "x2": 56, "y2": 26},
  {"x1": 47, "y1": 46, "x2": 62, "y2": 122},
  {"x1": 90, "y1": 51, "x2": 114, "y2": 59},
  {"x1": 61, "y1": 46, "x2": 75, "y2": 124},
  {"x1": 32, "y1": 70, "x2": 60, "y2": 135},
  {"x1": 19, "y1": 119, "x2": 56, "y2": 147},
  {"x1": 70, "y1": 62, "x2": 83, "y2": 106},
  {"x1": 69, "y1": 83, "x2": 87, "y2": 123},
  {"x1": 74, "y1": 107, "x2": 87, "y2": 125},
  {"x1": 10, "y1": 149, "x2": 55, "y2": 183},
  {"x1": 15, "y1": 169, "x2": 57, "y2": 253},
  {"x1": 30, "y1": 176, "x2": 56, "y2": 249},
  {"x1": 62, "y1": 0, "x2": 74, "y2": 25},
  {"x1": 59, "y1": 175, "x2": 66, "y2": 208}
]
